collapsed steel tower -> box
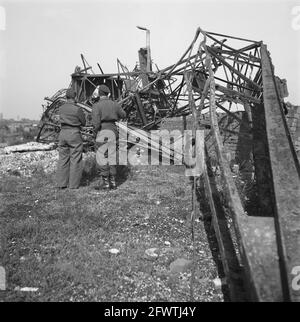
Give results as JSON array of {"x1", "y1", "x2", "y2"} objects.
[{"x1": 37, "y1": 28, "x2": 300, "y2": 302}]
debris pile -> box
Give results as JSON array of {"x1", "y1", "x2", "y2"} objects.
[
  {"x1": 3, "y1": 142, "x2": 56, "y2": 154},
  {"x1": 0, "y1": 147, "x2": 96, "y2": 177}
]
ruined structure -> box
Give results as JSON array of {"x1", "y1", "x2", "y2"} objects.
[{"x1": 37, "y1": 28, "x2": 300, "y2": 302}]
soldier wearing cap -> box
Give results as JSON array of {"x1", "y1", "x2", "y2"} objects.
[
  {"x1": 92, "y1": 84, "x2": 126, "y2": 190},
  {"x1": 56, "y1": 88, "x2": 86, "y2": 189}
]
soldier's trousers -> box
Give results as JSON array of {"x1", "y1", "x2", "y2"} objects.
[
  {"x1": 56, "y1": 128, "x2": 83, "y2": 188},
  {"x1": 95, "y1": 127, "x2": 118, "y2": 177}
]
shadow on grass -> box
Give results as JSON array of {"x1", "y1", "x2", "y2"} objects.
[
  {"x1": 196, "y1": 176, "x2": 231, "y2": 302},
  {"x1": 81, "y1": 160, "x2": 131, "y2": 188},
  {"x1": 116, "y1": 165, "x2": 131, "y2": 186}
]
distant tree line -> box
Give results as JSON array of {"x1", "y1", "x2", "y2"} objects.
[{"x1": 0, "y1": 119, "x2": 39, "y2": 147}]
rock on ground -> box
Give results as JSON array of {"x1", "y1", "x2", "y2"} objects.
[{"x1": 169, "y1": 258, "x2": 193, "y2": 273}]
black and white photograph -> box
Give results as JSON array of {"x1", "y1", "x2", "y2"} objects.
[{"x1": 0, "y1": 0, "x2": 299, "y2": 306}]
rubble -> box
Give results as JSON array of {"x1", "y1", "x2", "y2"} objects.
[
  {"x1": 0, "y1": 150, "x2": 58, "y2": 177},
  {"x1": 0, "y1": 148, "x2": 96, "y2": 177},
  {"x1": 3, "y1": 142, "x2": 56, "y2": 154}
]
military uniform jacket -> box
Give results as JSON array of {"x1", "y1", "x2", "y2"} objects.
[
  {"x1": 59, "y1": 102, "x2": 86, "y2": 129},
  {"x1": 92, "y1": 97, "x2": 126, "y2": 133}
]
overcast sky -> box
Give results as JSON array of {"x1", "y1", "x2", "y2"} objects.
[{"x1": 0, "y1": 0, "x2": 299, "y2": 119}]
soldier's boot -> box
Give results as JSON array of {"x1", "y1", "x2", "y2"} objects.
[
  {"x1": 109, "y1": 175, "x2": 117, "y2": 190},
  {"x1": 101, "y1": 176, "x2": 110, "y2": 190},
  {"x1": 95, "y1": 176, "x2": 110, "y2": 190}
]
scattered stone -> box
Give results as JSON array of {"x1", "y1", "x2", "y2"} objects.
[
  {"x1": 35, "y1": 254, "x2": 42, "y2": 263},
  {"x1": 161, "y1": 247, "x2": 180, "y2": 254},
  {"x1": 114, "y1": 242, "x2": 124, "y2": 248},
  {"x1": 145, "y1": 248, "x2": 159, "y2": 258},
  {"x1": 14, "y1": 286, "x2": 39, "y2": 292},
  {"x1": 0, "y1": 149, "x2": 96, "y2": 177},
  {"x1": 173, "y1": 218, "x2": 185, "y2": 224},
  {"x1": 213, "y1": 277, "x2": 226, "y2": 289},
  {"x1": 169, "y1": 258, "x2": 192, "y2": 273},
  {"x1": 109, "y1": 248, "x2": 120, "y2": 254},
  {"x1": 0, "y1": 266, "x2": 5, "y2": 290},
  {"x1": 164, "y1": 241, "x2": 171, "y2": 246}
]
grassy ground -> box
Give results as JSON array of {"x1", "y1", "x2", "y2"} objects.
[{"x1": 0, "y1": 160, "x2": 223, "y2": 302}]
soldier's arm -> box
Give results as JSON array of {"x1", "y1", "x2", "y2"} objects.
[
  {"x1": 117, "y1": 104, "x2": 126, "y2": 119},
  {"x1": 57, "y1": 105, "x2": 62, "y2": 123},
  {"x1": 92, "y1": 105, "x2": 101, "y2": 132},
  {"x1": 77, "y1": 107, "x2": 86, "y2": 126}
]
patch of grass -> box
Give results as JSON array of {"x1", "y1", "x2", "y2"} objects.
[{"x1": 0, "y1": 165, "x2": 223, "y2": 302}]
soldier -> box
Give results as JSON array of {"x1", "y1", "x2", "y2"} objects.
[
  {"x1": 56, "y1": 88, "x2": 86, "y2": 189},
  {"x1": 92, "y1": 84, "x2": 126, "y2": 190}
]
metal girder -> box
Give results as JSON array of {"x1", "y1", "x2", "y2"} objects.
[
  {"x1": 36, "y1": 29, "x2": 300, "y2": 302},
  {"x1": 207, "y1": 64, "x2": 282, "y2": 301},
  {"x1": 260, "y1": 44, "x2": 300, "y2": 302}
]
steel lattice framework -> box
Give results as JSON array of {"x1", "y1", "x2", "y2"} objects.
[{"x1": 37, "y1": 28, "x2": 300, "y2": 302}]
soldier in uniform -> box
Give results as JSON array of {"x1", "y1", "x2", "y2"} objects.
[
  {"x1": 56, "y1": 88, "x2": 86, "y2": 189},
  {"x1": 92, "y1": 84, "x2": 126, "y2": 190}
]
